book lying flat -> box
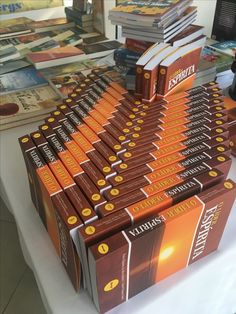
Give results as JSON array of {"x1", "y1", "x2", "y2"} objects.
[
  {"x1": 0, "y1": 67, "x2": 48, "y2": 95},
  {"x1": 0, "y1": 85, "x2": 59, "y2": 127},
  {"x1": 29, "y1": 18, "x2": 75, "y2": 33},
  {"x1": 168, "y1": 24, "x2": 204, "y2": 47},
  {"x1": 27, "y1": 46, "x2": 85, "y2": 69},
  {"x1": 208, "y1": 40, "x2": 236, "y2": 58}
]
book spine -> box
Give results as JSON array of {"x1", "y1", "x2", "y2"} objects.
[
  {"x1": 142, "y1": 67, "x2": 158, "y2": 101},
  {"x1": 156, "y1": 64, "x2": 167, "y2": 96}
]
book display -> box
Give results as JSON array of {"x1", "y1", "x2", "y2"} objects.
[{"x1": 1, "y1": 1, "x2": 236, "y2": 313}]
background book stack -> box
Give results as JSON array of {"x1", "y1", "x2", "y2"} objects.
[{"x1": 110, "y1": 0, "x2": 206, "y2": 99}]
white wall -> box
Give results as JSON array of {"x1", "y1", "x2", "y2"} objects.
[{"x1": 193, "y1": 0, "x2": 217, "y2": 37}]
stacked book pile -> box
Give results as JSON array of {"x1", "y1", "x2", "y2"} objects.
[{"x1": 19, "y1": 66, "x2": 236, "y2": 313}]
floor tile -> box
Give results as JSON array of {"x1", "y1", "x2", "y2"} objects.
[
  {"x1": 0, "y1": 221, "x2": 27, "y2": 313},
  {"x1": 4, "y1": 269, "x2": 47, "y2": 314},
  {"x1": 0, "y1": 199, "x2": 14, "y2": 223}
]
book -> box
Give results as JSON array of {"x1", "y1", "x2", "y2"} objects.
[
  {"x1": 27, "y1": 46, "x2": 85, "y2": 69},
  {"x1": 0, "y1": 45, "x2": 20, "y2": 62},
  {"x1": 76, "y1": 40, "x2": 122, "y2": 58},
  {"x1": 0, "y1": 67, "x2": 48, "y2": 94},
  {"x1": 0, "y1": 59, "x2": 30, "y2": 75},
  {"x1": 135, "y1": 43, "x2": 169, "y2": 96},
  {"x1": 72, "y1": 0, "x2": 88, "y2": 13},
  {"x1": 114, "y1": 48, "x2": 141, "y2": 66},
  {"x1": 168, "y1": 24, "x2": 204, "y2": 47},
  {"x1": 29, "y1": 18, "x2": 75, "y2": 33},
  {"x1": 65, "y1": 6, "x2": 93, "y2": 21},
  {"x1": 109, "y1": 0, "x2": 193, "y2": 26},
  {"x1": 88, "y1": 179, "x2": 236, "y2": 313},
  {"x1": 60, "y1": 33, "x2": 83, "y2": 46},
  {"x1": 0, "y1": 17, "x2": 33, "y2": 38},
  {"x1": 125, "y1": 38, "x2": 153, "y2": 54},
  {"x1": 48, "y1": 71, "x2": 86, "y2": 98},
  {"x1": 208, "y1": 41, "x2": 236, "y2": 58},
  {"x1": 30, "y1": 39, "x2": 60, "y2": 52},
  {"x1": 0, "y1": 85, "x2": 59, "y2": 128},
  {"x1": 121, "y1": 13, "x2": 196, "y2": 43},
  {"x1": 201, "y1": 47, "x2": 234, "y2": 74},
  {"x1": 156, "y1": 37, "x2": 206, "y2": 97},
  {"x1": 142, "y1": 45, "x2": 177, "y2": 100}
]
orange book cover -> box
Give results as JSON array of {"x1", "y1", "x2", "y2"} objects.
[{"x1": 27, "y1": 46, "x2": 84, "y2": 63}]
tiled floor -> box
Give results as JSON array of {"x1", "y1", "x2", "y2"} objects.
[{"x1": 0, "y1": 198, "x2": 47, "y2": 314}]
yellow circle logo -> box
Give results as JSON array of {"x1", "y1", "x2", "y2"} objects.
[
  {"x1": 67, "y1": 216, "x2": 78, "y2": 225},
  {"x1": 104, "y1": 279, "x2": 119, "y2": 292},
  {"x1": 123, "y1": 128, "x2": 130, "y2": 133},
  {"x1": 137, "y1": 67, "x2": 142, "y2": 74},
  {"x1": 213, "y1": 94, "x2": 219, "y2": 97},
  {"x1": 213, "y1": 100, "x2": 220, "y2": 103},
  {"x1": 53, "y1": 111, "x2": 60, "y2": 116},
  {"x1": 110, "y1": 189, "x2": 119, "y2": 196},
  {"x1": 217, "y1": 156, "x2": 225, "y2": 162},
  {"x1": 92, "y1": 194, "x2": 101, "y2": 201},
  {"x1": 119, "y1": 136, "x2": 126, "y2": 141},
  {"x1": 224, "y1": 181, "x2": 234, "y2": 189},
  {"x1": 33, "y1": 133, "x2": 41, "y2": 138},
  {"x1": 115, "y1": 176, "x2": 123, "y2": 183},
  {"x1": 129, "y1": 114, "x2": 135, "y2": 119},
  {"x1": 132, "y1": 108, "x2": 139, "y2": 112},
  {"x1": 114, "y1": 144, "x2": 121, "y2": 150},
  {"x1": 109, "y1": 156, "x2": 117, "y2": 162},
  {"x1": 98, "y1": 243, "x2": 109, "y2": 254},
  {"x1": 48, "y1": 118, "x2": 55, "y2": 122},
  {"x1": 217, "y1": 146, "x2": 225, "y2": 152},
  {"x1": 137, "y1": 119, "x2": 143, "y2": 124},
  {"x1": 216, "y1": 120, "x2": 223, "y2": 125},
  {"x1": 216, "y1": 137, "x2": 223, "y2": 142},
  {"x1": 105, "y1": 203, "x2": 114, "y2": 211},
  {"x1": 216, "y1": 107, "x2": 222, "y2": 110},
  {"x1": 41, "y1": 125, "x2": 48, "y2": 130},
  {"x1": 126, "y1": 122, "x2": 133, "y2": 127},
  {"x1": 21, "y1": 137, "x2": 29, "y2": 143},
  {"x1": 103, "y1": 166, "x2": 111, "y2": 173},
  {"x1": 85, "y1": 226, "x2": 95, "y2": 235},
  {"x1": 216, "y1": 113, "x2": 222, "y2": 117},
  {"x1": 144, "y1": 73, "x2": 150, "y2": 79},
  {"x1": 229, "y1": 140, "x2": 234, "y2": 147},
  {"x1": 71, "y1": 93, "x2": 77, "y2": 97},
  {"x1": 66, "y1": 99, "x2": 72, "y2": 103},
  {"x1": 212, "y1": 88, "x2": 218, "y2": 91},
  {"x1": 209, "y1": 82, "x2": 215, "y2": 85},
  {"x1": 216, "y1": 128, "x2": 223, "y2": 133},
  {"x1": 134, "y1": 101, "x2": 141, "y2": 105},
  {"x1": 143, "y1": 105, "x2": 149, "y2": 109},
  {"x1": 60, "y1": 105, "x2": 67, "y2": 109},
  {"x1": 120, "y1": 163, "x2": 128, "y2": 169},
  {"x1": 132, "y1": 133, "x2": 140, "y2": 138},
  {"x1": 140, "y1": 112, "x2": 146, "y2": 116},
  {"x1": 76, "y1": 88, "x2": 82, "y2": 92},
  {"x1": 160, "y1": 69, "x2": 166, "y2": 75},
  {"x1": 124, "y1": 152, "x2": 132, "y2": 158},
  {"x1": 82, "y1": 208, "x2": 92, "y2": 217},
  {"x1": 209, "y1": 171, "x2": 218, "y2": 177},
  {"x1": 129, "y1": 142, "x2": 136, "y2": 147},
  {"x1": 97, "y1": 179, "x2": 106, "y2": 186},
  {"x1": 134, "y1": 127, "x2": 141, "y2": 131}
]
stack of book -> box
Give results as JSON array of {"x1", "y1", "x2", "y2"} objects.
[
  {"x1": 19, "y1": 66, "x2": 236, "y2": 313},
  {"x1": 109, "y1": 1, "x2": 199, "y2": 43},
  {"x1": 65, "y1": 6, "x2": 94, "y2": 33}
]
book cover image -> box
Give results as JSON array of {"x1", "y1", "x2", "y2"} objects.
[
  {"x1": 112, "y1": 0, "x2": 186, "y2": 16},
  {"x1": 27, "y1": 46, "x2": 84, "y2": 63},
  {"x1": 0, "y1": 67, "x2": 48, "y2": 94},
  {"x1": 49, "y1": 72, "x2": 85, "y2": 96},
  {"x1": 209, "y1": 41, "x2": 236, "y2": 58},
  {"x1": 0, "y1": 86, "x2": 59, "y2": 120},
  {"x1": 202, "y1": 47, "x2": 234, "y2": 73}
]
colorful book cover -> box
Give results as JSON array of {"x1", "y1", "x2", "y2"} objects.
[
  {"x1": 29, "y1": 18, "x2": 72, "y2": 30},
  {"x1": 209, "y1": 41, "x2": 236, "y2": 58},
  {"x1": 0, "y1": 85, "x2": 59, "y2": 124},
  {"x1": 0, "y1": 67, "x2": 48, "y2": 94},
  {"x1": 30, "y1": 39, "x2": 60, "y2": 52},
  {"x1": 27, "y1": 46, "x2": 84, "y2": 63},
  {"x1": 201, "y1": 47, "x2": 234, "y2": 73}
]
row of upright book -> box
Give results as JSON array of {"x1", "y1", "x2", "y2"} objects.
[{"x1": 19, "y1": 65, "x2": 236, "y2": 313}]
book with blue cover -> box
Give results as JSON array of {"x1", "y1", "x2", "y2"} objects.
[
  {"x1": 208, "y1": 41, "x2": 236, "y2": 58},
  {"x1": 0, "y1": 67, "x2": 48, "y2": 94}
]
